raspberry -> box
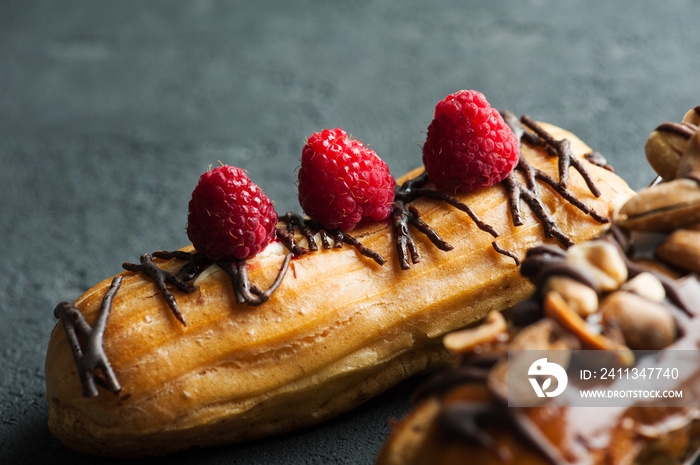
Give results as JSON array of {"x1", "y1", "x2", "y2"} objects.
[
  {"x1": 297, "y1": 128, "x2": 396, "y2": 232},
  {"x1": 422, "y1": 90, "x2": 520, "y2": 191},
  {"x1": 186, "y1": 165, "x2": 278, "y2": 260}
]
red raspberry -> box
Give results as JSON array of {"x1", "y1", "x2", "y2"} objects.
[
  {"x1": 422, "y1": 90, "x2": 519, "y2": 191},
  {"x1": 186, "y1": 165, "x2": 278, "y2": 260},
  {"x1": 297, "y1": 128, "x2": 396, "y2": 232}
]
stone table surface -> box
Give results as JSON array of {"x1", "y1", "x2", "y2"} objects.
[{"x1": 2, "y1": 1, "x2": 699, "y2": 464}]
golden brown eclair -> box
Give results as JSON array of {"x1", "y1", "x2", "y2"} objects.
[{"x1": 45, "y1": 123, "x2": 633, "y2": 457}]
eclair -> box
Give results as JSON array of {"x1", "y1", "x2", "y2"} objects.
[
  {"x1": 45, "y1": 92, "x2": 633, "y2": 457},
  {"x1": 376, "y1": 108, "x2": 700, "y2": 465}
]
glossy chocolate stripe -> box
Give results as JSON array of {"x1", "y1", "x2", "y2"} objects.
[{"x1": 656, "y1": 122, "x2": 698, "y2": 139}]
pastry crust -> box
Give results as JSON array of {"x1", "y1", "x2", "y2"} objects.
[{"x1": 45, "y1": 123, "x2": 633, "y2": 457}]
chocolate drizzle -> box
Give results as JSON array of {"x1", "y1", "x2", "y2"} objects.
[
  {"x1": 391, "y1": 171, "x2": 508, "y2": 269},
  {"x1": 122, "y1": 253, "x2": 195, "y2": 326},
  {"x1": 122, "y1": 249, "x2": 293, "y2": 326},
  {"x1": 60, "y1": 249, "x2": 294, "y2": 396},
  {"x1": 217, "y1": 253, "x2": 293, "y2": 306},
  {"x1": 656, "y1": 121, "x2": 698, "y2": 139},
  {"x1": 502, "y1": 112, "x2": 609, "y2": 248},
  {"x1": 584, "y1": 151, "x2": 614, "y2": 172},
  {"x1": 520, "y1": 115, "x2": 600, "y2": 195},
  {"x1": 153, "y1": 249, "x2": 215, "y2": 281},
  {"x1": 54, "y1": 276, "x2": 123, "y2": 397},
  {"x1": 519, "y1": 244, "x2": 600, "y2": 294},
  {"x1": 277, "y1": 212, "x2": 387, "y2": 265},
  {"x1": 503, "y1": 159, "x2": 575, "y2": 247}
]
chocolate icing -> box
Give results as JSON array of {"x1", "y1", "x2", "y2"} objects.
[
  {"x1": 217, "y1": 253, "x2": 293, "y2": 305},
  {"x1": 502, "y1": 113, "x2": 609, "y2": 248},
  {"x1": 277, "y1": 212, "x2": 317, "y2": 256},
  {"x1": 121, "y1": 248, "x2": 294, "y2": 327},
  {"x1": 54, "y1": 276, "x2": 123, "y2": 397},
  {"x1": 122, "y1": 253, "x2": 195, "y2": 326},
  {"x1": 392, "y1": 171, "x2": 506, "y2": 268},
  {"x1": 583, "y1": 151, "x2": 614, "y2": 172},
  {"x1": 520, "y1": 115, "x2": 602, "y2": 196},
  {"x1": 519, "y1": 245, "x2": 600, "y2": 293},
  {"x1": 278, "y1": 211, "x2": 387, "y2": 265}
]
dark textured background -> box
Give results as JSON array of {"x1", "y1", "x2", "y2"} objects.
[{"x1": 2, "y1": 1, "x2": 699, "y2": 464}]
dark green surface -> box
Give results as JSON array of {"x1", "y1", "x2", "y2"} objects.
[{"x1": 2, "y1": 1, "x2": 699, "y2": 463}]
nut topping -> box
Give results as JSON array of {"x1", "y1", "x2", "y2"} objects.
[
  {"x1": 543, "y1": 275, "x2": 599, "y2": 316},
  {"x1": 676, "y1": 126, "x2": 700, "y2": 178},
  {"x1": 600, "y1": 291, "x2": 677, "y2": 350},
  {"x1": 655, "y1": 229, "x2": 700, "y2": 273},
  {"x1": 564, "y1": 240, "x2": 628, "y2": 292},
  {"x1": 615, "y1": 177, "x2": 700, "y2": 232},
  {"x1": 620, "y1": 272, "x2": 666, "y2": 302},
  {"x1": 682, "y1": 105, "x2": 700, "y2": 126},
  {"x1": 645, "y1": 123, "x2": 696, "y2": 181}
]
